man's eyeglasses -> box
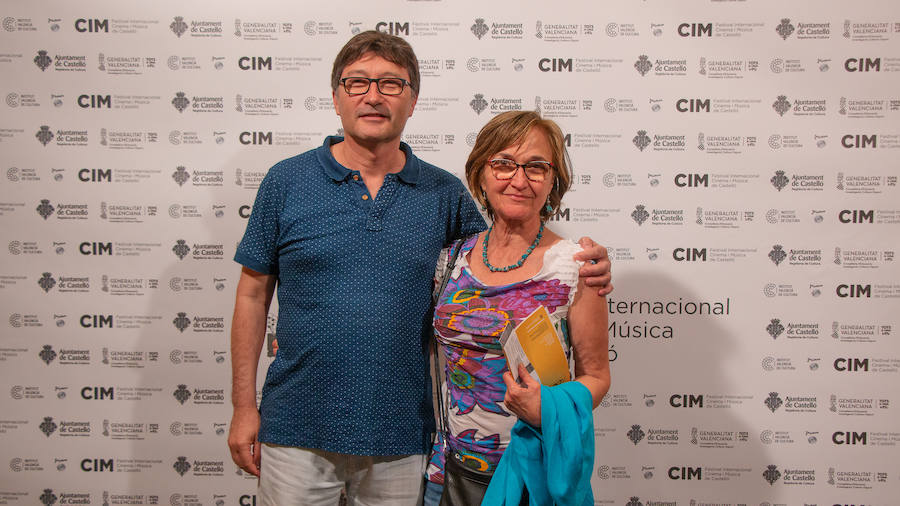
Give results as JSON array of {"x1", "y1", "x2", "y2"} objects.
[
  {"x1": 340, "y1": 77, "x2": 412, "y2": 96},
  {"x1": 488, "y1": 159, "x2": 554, "y2": 182}
]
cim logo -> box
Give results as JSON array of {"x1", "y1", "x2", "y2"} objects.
[
  {"x1": 238, "y1": 56, "x2": 272, "y2": 70},
  {"x1": 239, "y1": 205, "x2": 252, "y2": 219},
  {"x1": 375, "y1": 21, "x2": 409, "y2": 36},
  {"x1": 839, "y1": 210, "x2": 874, "y2": 224},
  {"x1": 836, "y1": 284, "x2": 872, "y2": 298},
  {"x1": 80, "y1": 314, "x2": 113, "y2": 328},
  {"x1": 80, "y1": 242, "x2": 112, "y2": 255},
  {"x1": 844, "y1": 57, "x2": 881, "y2": 72},
  {"x1": 81, "y1": 386, "x2": 114, "y2": 400},
  {"x1": 670, "y1": 394, "x2": 703, "y2": 407},
  {"x1": 78, "y1": 168, "x2": 112, "y2": 182},
  {"x1": 239, "y1": 131, "x2": 272, "y2": 145},
  {"x1": 677, "y1": 23, "x2": 712, "y2": 37},
  {"x1": 834, "y1": 358, "x2": 870, "y2": 372},
  {"x1": 562, "y1": 133, "x2": 572, "y2": 147},
  {"x1": 75, "y1": 18, "x2": 109, "y2": 33},
  {"x1": 832, "y1": 431, "x2": 868, "y2": 445},
  {"x1": 841, "y1": 134, "x2": 876, "y2": 148},
  {"x1": 549, "y1": 208, "x2": 570, "y2": 222},
  {"x1": 77, "y1": 94, "x2": 111, "y2": 108},
  {"x1": 668, "y1": 466, "x2": 702, "y2": 480},
  {"x1": 676, "y1": 98, "x2": 709, "y2": 112},
  {"x1": 674, "y1": 173, "x2": 708, "y2": 187},
  {"x1": 80, "y1": 458, "x2": 114, "y2": 471},
  {"x1": 538, "y1": 58, "x2": 573, "y2": 72},
  {"x1": 239, "y1": 496, "x2": 258, "y2": 506},
  {"x1": 672, "y1": 248, "x2": 707, "y2": 262}
]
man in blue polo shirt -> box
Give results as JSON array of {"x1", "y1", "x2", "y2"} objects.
[{"x1": 228, "y1": 31, "x2": 611, "y2": 505}]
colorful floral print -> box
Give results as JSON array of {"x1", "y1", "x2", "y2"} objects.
[
  {"x1": 446, "y1": 349, "x2": 509, "y2": 416},
  {"x1": 426, "y1": 234, "x2": 579, "y2": 485}
]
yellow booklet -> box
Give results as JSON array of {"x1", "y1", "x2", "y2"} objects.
[{"x1": 499, "y1": 306, "x2": 571, "y2": 386}]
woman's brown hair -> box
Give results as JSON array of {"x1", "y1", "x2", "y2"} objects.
[{"x1": 465, "y1": 110, "x2": 572, "y2": 221}]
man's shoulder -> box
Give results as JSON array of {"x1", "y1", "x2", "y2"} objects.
[
  {"x1": 414, "y1": 157, "x2": 466, "y2": 190},
  {"x1": 263, "y1": 146, "x2": 324, "y2": 182},
  {"x1": 271, "y1": 146, "x2": 320, "y2": 171}
]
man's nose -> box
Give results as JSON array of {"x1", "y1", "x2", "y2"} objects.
[{"x1": 362, "y1": 83, "x2": 384, "y2": 103}]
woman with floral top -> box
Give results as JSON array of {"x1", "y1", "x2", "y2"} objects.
[{"x1": 424, "y1": 110, "x2": 611, "y2": 505}]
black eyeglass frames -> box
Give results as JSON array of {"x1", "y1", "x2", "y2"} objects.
[{"x1": 340, "y1": 77, "x2": 412, "y2": 96}]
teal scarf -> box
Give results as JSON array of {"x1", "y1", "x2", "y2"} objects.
[{"x1": 482, "y1": 381, "x2": 595, "y2": 506}]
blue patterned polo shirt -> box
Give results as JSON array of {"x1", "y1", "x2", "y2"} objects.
[{"x1": 235, "y1": 136, "x2": 485, "y2": 455}]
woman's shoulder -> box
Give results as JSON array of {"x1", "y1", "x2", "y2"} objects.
[
  {"x1": 460, "y1": 233, "x2": 480, "y2": 250},
  {"x1": 441, "y1": 233, "x2": 479, "y2": 256},
  {"x1": 435, "y1": 234, "x2": 480, "y2": 279},
  {"x1": 534, "y1": 235, "x2": 584, "y2": 284},
  {"x1": 545, "y1": 236, "x2": 584, "y2": 264}
]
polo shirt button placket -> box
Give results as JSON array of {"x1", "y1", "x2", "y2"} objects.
[
  {"x1": 350, "y1": 172, "x2": 370, "y2": 203},
  {"x1": 365, "y1": 176, "x2": 397, "y2": 232}
]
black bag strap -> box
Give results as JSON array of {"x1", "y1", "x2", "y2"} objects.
[
  {"x1": 433, "y1": 240, "x2": 463, "y2": 307},
  {"x1": 432, "y1": 240, "x2": 463, "y2": 436}
]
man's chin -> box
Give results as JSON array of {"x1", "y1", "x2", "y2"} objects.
[{"x1": 343, "y1": 128, "x2": 401, "y2": 145}]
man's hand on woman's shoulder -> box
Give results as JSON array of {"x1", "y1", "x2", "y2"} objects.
[{"x1": 574, "y1": 237, "x2": 613, "y2": 296}]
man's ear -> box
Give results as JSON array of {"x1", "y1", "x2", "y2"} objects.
[{"x1": 332, "y1": 90, "x2": 340, "y2": 116}]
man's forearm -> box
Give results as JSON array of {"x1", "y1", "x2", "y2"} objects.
[{"x1": 231, "y1": 291, "x2": 271, "y2": 409}]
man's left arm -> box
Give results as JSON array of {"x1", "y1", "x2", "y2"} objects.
[{"x1": 574, "y1": 237, "x2": 613, "y2": 296}]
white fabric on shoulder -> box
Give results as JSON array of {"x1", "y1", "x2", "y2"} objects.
[
  {"x1": 535, "y1": 238, "x2": 585, "y2": 311},
  {"x1": 535, "y1": 238, "x2": 584, "y2": 285}
]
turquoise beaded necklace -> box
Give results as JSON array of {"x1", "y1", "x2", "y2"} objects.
[{"x1": 481, "y1": 221, "x2": 544, "y2": 272}]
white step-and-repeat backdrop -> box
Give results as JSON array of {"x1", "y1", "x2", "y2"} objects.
[{"x1": 2, "y1": 1, "x2": 898, "y2": 505}]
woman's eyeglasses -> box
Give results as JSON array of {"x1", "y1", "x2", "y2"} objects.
[{"x1": 488, "y1": 159, "x2": 553, "y2": 182}]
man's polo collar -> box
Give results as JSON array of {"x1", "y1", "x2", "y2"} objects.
[{"x1": 321, "y1": 136, "x2": 420, "y2": 185}]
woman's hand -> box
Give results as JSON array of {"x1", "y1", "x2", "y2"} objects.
[{"x1": 503, "y1": 364, "x2": 543, "y2": 428}]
